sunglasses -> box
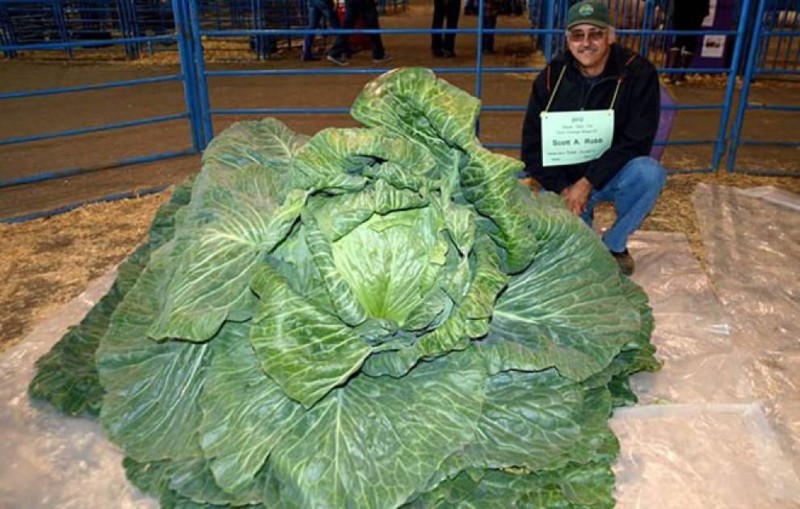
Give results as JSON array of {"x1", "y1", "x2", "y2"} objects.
[{"x1": 567, "y1": 29, "x2": 607, "y2": 43}]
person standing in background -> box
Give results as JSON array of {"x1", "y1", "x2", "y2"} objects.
[
  {"x1": 431, "y1": 0, "x2": 460, "y2": 57},
  {"x1": 666, "y1": 0, "x2": 711, "y2": 84},
  {"x1": 482, "y1": 0, "x2": 501, "y2": 54},
  {"x1": 301, "y1": 0, "x2": 340, "y2": 61},
  {"x1": 327, "y1": 0, "x2": 392, "y2": 66}
]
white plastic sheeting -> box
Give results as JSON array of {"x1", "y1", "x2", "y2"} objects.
[
  {"x1": 691, "y1": 184, "x2": 800, "y2": 480},
  {"x1": 0, "y1": 270, "x2": 156, "y2": 509},
  {"x1": 611, "y1": 184, "x2": 800, "y2": 509},
  {"x1": 1, "y1": 184, "x2": 799, "y2": 507}
]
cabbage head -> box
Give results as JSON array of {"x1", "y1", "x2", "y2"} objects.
[{"x1": 29, "y1": 68, "x2": 660, "y2": 508}]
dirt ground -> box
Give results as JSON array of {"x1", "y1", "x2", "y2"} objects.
[{"x1": 1, "y1": 3, "x2": 799, "y2": 353}]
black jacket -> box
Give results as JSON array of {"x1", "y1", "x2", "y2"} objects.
[{"x1": 521, "y1": 44, "x2": 660, "y2": 193}]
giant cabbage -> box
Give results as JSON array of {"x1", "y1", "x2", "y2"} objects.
[{"x1": 29, "y1": 68, "x2": 659, "y2": 508}]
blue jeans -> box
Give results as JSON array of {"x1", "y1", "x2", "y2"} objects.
[
  {"x1": 580, "y1": 156, "x2": 667, "y2": 253},
  {"x1": 303, "y1": 0, "x2": 340, "y2": 58}
]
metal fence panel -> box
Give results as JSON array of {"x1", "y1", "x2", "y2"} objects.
[
  {"x1": 1, "y1": 0, "x2": 798, "y2": 222},
  {"x1": 727, "y1": 0, "x2": 800, "y2": 174},
  {"x1": 0, "y1": 0, "x2": 204, "y2": 223}
]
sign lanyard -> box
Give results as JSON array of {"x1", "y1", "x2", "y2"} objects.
[{"x1": 540, "y1": 65, "x2": 623, "y2": 167}]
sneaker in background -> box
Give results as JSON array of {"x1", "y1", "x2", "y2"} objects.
[
  {"x1": 326, "y1": 54, "x2": 348, "y2": 66},
  {"x1": 372, "y1": 54, "x2": 392, "y2": 63}
]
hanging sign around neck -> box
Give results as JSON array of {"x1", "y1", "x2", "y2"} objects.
[{"x1": 540, "y1": 109, "x2": 614, "y2": 167}]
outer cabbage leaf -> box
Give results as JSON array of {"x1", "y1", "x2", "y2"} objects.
[
  {"x1": 148, "y1": 165, "x2": 307, "y2": 341},
  {"x1": 28, "y1": 179, "x2": 193, "y2": 416},
  {"x1": 409, "y1": 461, "x2": 616, "y2": 509},
  {"x1": 266, "y1": 351, "x2": 487, "y2": 509},
  {"x1": 145, "y1": 119, "x2": 309, "y2": 341},
  {"x1": 97, "y1": 244, "x2": 210, "y2": 462},
  {"x1": 27, "y1": 246, "x2": 146, "y2": 417},
  {"x1": 454, "y1": 369, "x2": 593, "y2": 471},
  {"x1": 483, "y1": 195, "x2": 649, "y2": 381},
  {"x1": 582, "y1": 276, "x2": 660, "y2": 405},
  {"x1": 291, "y1": 127, "x2": 436, "y2": 194},
  {"x1": 416, "y1": 360, "x2": 618, "y2": 499},
  {"x1": 305, "y1": 178, "x2": 430, "y2": 242},
  {"x1": 199, "y1": 320, "x2": 305, "y2": 495},
  {"x1": 123, "y1": 457, "x2": 266, "y2": 508}
]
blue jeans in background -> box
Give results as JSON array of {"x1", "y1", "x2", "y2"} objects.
[
  {"x1": 580, "y1": 156, "x2": 667, "y2": 253},
  {"x1": 303, "y1": 0, "x2": 340, "y2": 60}
]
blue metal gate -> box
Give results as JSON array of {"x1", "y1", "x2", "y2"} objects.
[
  {"x1": 0, "y1": 0, "x2": 204, "y2": 223},
  {"x1": 1, "y1": 0, "x2": 798, "y2": 223},
  {"x1": 727, "y1": 0, "x2": 800, "y2": 173}
]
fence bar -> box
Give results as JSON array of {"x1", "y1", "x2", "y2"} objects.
[
  {"x1": 173, "y1": 0, "x2": 205, "y2": 151},
  {"x1": 0, "y1": 113, "x2": 189, "y2": 147},
  {"x1": 187, "y1": 0, "x2": 213, "y2": 147},
  {"x1": 473, "y1": 0, "x2": 486, "y2": 135},
  {"x1": 714, "y1": 0, "x2": 755, "y2": 170},
  {"x1": 0, "y1": 75, "x2": 181, "y2": 100},
  {"x1": 727, "y1": 0, "x2": 770, "y2": 172},
  {"x1": 212, "y1": 107, "x2": 350, "y2": 115},
  {"x1": 0, "y1": 34, "x2": 175, "y2": 52},
  {"x1": 0, "y1": 148, "x2": 195, "y2": 188},
  {"x1": 740, "y1": 140, "x2": 800, "y2": 147}
]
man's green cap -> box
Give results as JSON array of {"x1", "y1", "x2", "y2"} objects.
[{"x1": 567, "y1": 1, "x2": 612, "y2": 29}]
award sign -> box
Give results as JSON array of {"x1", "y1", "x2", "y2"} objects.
[{"x1": 540, "y1": 110, "x2": 614, "y2": 167}]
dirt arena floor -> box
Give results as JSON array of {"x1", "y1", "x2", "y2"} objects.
[{"x1": 1, "y1": 3, "x2": 799, "y2": 352}]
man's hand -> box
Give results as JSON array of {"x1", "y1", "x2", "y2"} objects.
[{"x1": 560, "y1": 177, "x2": 592, "y2": 216}]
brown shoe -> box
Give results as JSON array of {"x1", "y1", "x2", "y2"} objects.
[{"x1": 611, "y1": 249, "x2": 635, "y2": 276}]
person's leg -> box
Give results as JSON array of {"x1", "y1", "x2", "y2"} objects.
[
  {"x1": 302, "y1": 3, "x2": 323, "y2": 60},
  {"x1": 600, "y1": 156, "x2": 667, "y2": 253},
  {"x1": 669, "y1": 8, "x2": 698, "y2": 84},
  {"x1": 443, "y1": 0, "x2": 460, "y2": 55},
  {"x1": 431, "y1": 0, "x2": 445, "y2": 56},
  {"x1": 322, "y1": 0, "x2": 341, "y2": 30},
  {"x1": 675, "y1": 15, "x2": 705, "y2": 82},
  {"x1": 362, "y1": 0, "x2": 386, "y2": 59},
  {"x1": 328, "y1": 0, "x2": 356, "y2": 62},
  {"x1": 319, "y1": 0, "x2": 341, "y2": 54},
  {"x1": 482, "y1": 14, "x2": 497, "y2": 53},
  {"x1": 665, "y1": 45, "x2": 681, "y2": 83}
]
